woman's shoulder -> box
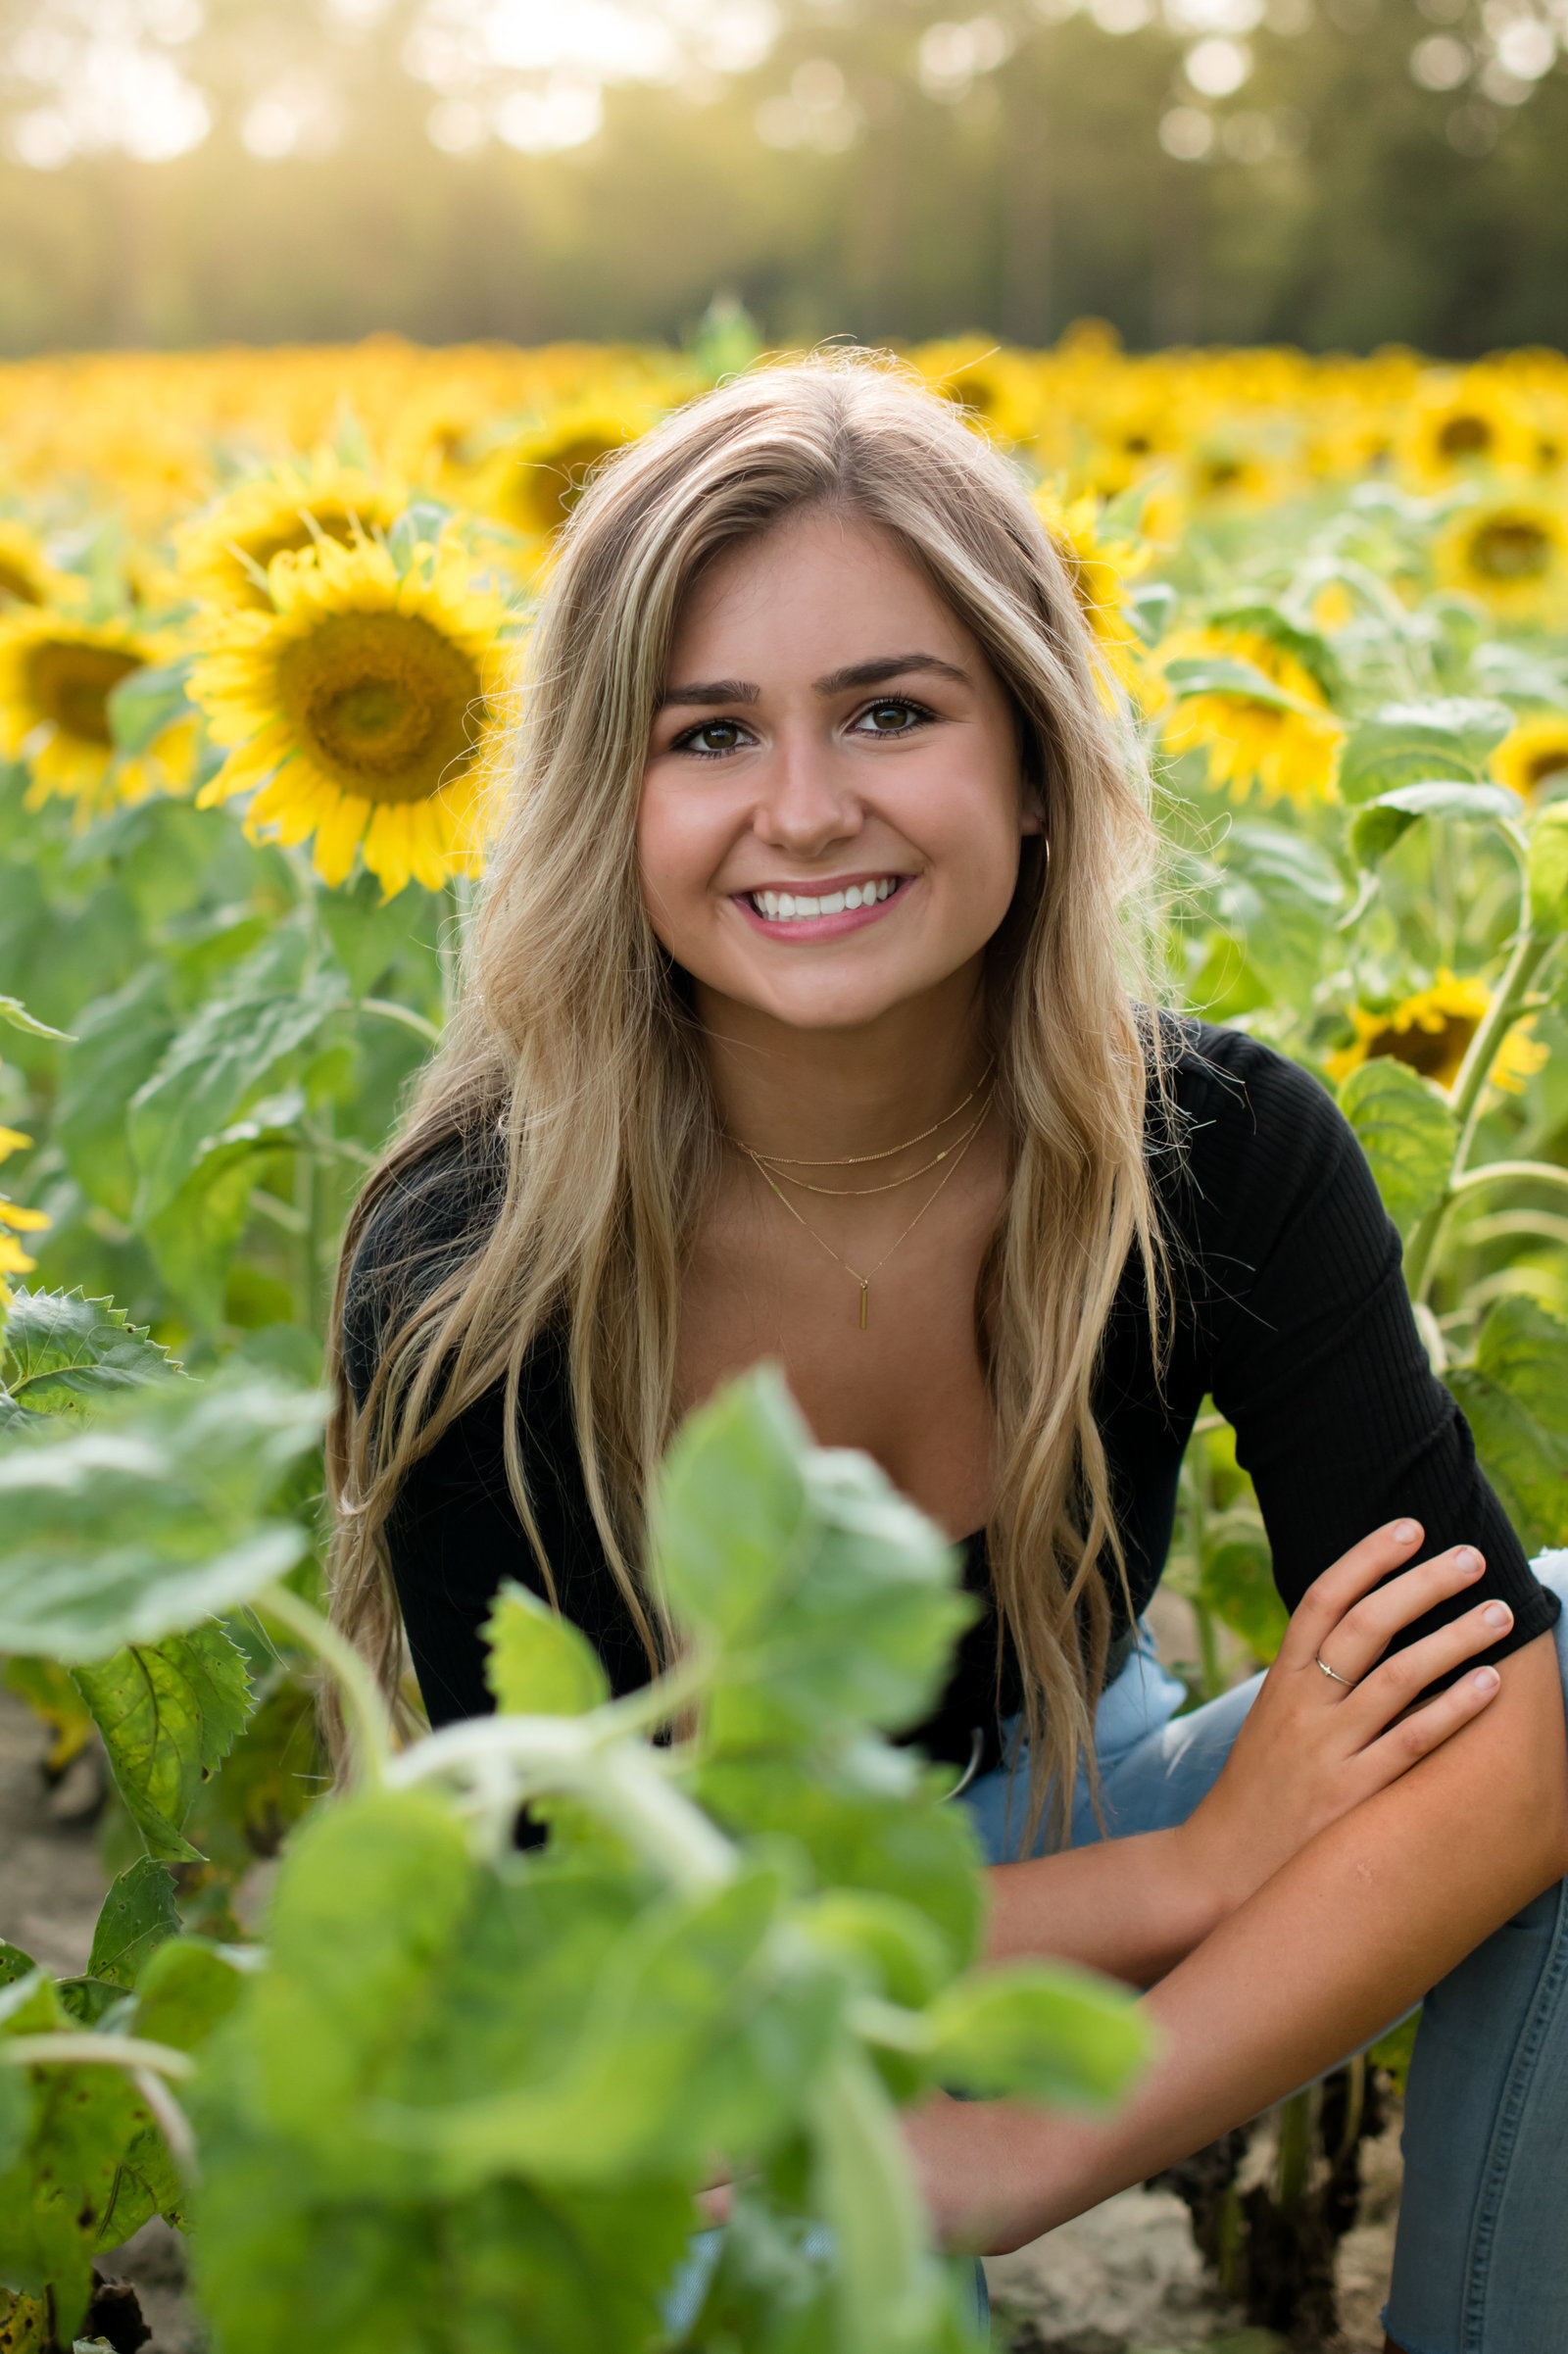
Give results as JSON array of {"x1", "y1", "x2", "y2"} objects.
[
  {"x1": 341, "y1": 1127, "x2": 505, "y2": 1409},
  {"x1": 1150, "y1": 1014, "x2": 1364, "y2": 1250}
]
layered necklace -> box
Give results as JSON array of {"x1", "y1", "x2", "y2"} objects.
[{"x1": 730, "y1": 1061, "x2": 996, "y2": 1330}]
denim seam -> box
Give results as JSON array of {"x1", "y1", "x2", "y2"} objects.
[{"x1": 1458, "y1": 1878, "x2": 1568, "y2": 2354}]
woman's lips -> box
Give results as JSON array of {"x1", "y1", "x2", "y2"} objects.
[{"x1": 732, "y1": 874, "x2": 913, "y2": 943}]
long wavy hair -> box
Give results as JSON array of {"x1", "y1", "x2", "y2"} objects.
[{"x1": 325, "y1": 353, "x2": 1170, "y2": 1834}]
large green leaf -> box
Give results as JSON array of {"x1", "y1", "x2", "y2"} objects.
[
  {"x1": 1199, "y1": 1532, "x2": 1288, "y2": 1664},
  {"x1": 654, "y1": 1370, "x2": 972, "y2": 1757},
  {"x1": 1338, "y1": 1057, "x2": 1457, "y2": 1240},
  {"x1": 1159, "y1": 655, "x2": 1328, "y2": 719},
  {"x1": 0, "y1": 1289, "x2": 180, "y2": 1421},
  {"x1": 1446, "y1": 1297, "x2": 1568, "y2": 1551},
  {"x1": 1348, "y1": 780, "x2": 1524, "y2": 869},
  {"x1": 1337, "y1": 699, "x2": 1514, "y2": 804},
  {"x1": 922, "y1": 1958, "x2": 1150, "y2": 2108},
  {"x1": 87, "y1": 1857, "x2": 181, "y2": 1990},
  {"x1": 484, "y1": 1582, "x2": 609, "y2": 1719},
  {"x1": 73, "y1": 1622, "x2": 253, "y2": 1862},
  {"x1": 53, "y1": 966, "x2": 176, "y2": 1219},
  {"x1": 128, "y1": 928, "x2": 344, "y2": 1221},
  {"x1": 0, "y1": 1370, "x2": 325, "y2": 1660}
]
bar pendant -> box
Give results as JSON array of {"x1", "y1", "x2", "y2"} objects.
[{"x1": 858, "y1": 1280, "x2": 869, "y2": 1331}]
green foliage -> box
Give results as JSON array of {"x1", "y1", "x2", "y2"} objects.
[
  {"x1": 0, "y1": 1289, "x2": 179, "y2": 1423},
  {"x1": 484, "y1": 1582, "x2": 609, "y2": 1719},
  {"x1": 1337, "y1": 1059, "x2": 1459, "y2": 1242},
  {"x1": 1348, "y1": 782, "x2": 1524, "y2": 870},
  {"x1": 1446, "y1": 1298, "x2": 1568, "y2": 1551},
  {"x1": 87, "y1": 1858, "x2": 181, "y2": 1990},
  {"x1": 1336, "y1": 700, "x2": 1514, "y2": 804},
  {"x1": 1527, "y1": 803, "x2": 1568, "y2": 934},
  {"x1": 72, "y1": 1624, "x2": 252, "y2": 1861},
  {"x1": 0, "y1": 1370, "x2": 325, "y2": 1658}
]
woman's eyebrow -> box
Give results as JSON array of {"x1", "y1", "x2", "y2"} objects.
[
  {"x1": 659, "y1": 677, "x2": 760, "y2": 709},
  {"x1": 812, "y1": 653, "x2": 971, "y2": 695}
]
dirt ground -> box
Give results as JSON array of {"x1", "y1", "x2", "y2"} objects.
[{"x1": 0, "y1": 1678, "x2": 1401, "y2": 2354}]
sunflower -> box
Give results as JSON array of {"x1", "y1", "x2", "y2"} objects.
[
  {"x1": 0, "y1": 519, "x2": 66, "y2": 611},
  {"x1": 1435, "y1": 492, "x2": 1568, "y2": 623},
  {"x1": 1155, "y1": 627, "x2": 1343, "y2": 808},
  {"x1": 463, "y1": 401, "x2": 641, "y2": 543},
  {"x1": 0, "y1": 1114, "x2": 47, "y2": 1309},
  {"x1": 0, "y1": 608, "x2": 193, "y2": 822},
  {"x1": 1327, "y1": 971, "x2": 1547, "y2": 1094},
  {"x1": 174, "y1": 452, "x2": 408, "y2": 611},
  {"x1": 1031, "y1": 484, "x2": 1152, "y2": 707},
  {"x1": 1400, "y1": 378, "x2": 1535, "y2": 485},
  {"x1": 189, "y1": 531, "x2": 513, "y2": 898},
  {"x1": 911, "y1": 340, "x2": 1041, "y2": 446},
  {"x1": 1493, "y1": 711, "x2": 1568, "y2": 799}
]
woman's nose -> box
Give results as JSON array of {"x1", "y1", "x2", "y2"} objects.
[{"x1": 752, "y1": 731, "x2": 863, "y2": 856}]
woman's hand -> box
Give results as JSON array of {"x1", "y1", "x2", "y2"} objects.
[{"x1": 1172, "y1": 1518, "x2": 1509, "y2": 1926}]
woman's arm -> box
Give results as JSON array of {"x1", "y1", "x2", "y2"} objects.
[
  {"x1": 909, "y1": 1630, "x2": 1568, "y2": 2254},
  {"x1": 984, "y1": 1521, "x2": 1515, "y2": 1986}
]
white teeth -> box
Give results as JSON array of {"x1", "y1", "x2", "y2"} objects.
[{"x1": 751, "y1": 877, "x2": 903, "y2": 922}]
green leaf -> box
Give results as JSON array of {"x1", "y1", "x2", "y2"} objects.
[
  {"x1": 805, "y1": 2043, "x2": 937, "y2": 2354},
  {"x1": 128, "y1": 931, "x2": 344, "y2": 1221},
  {"x1": 106, "y1": 661, "x2": 193, "y2": 759},
  {"x1": 0, "y1": 1290, "x2": 180, "y2": 1419},
  {"x1": 1199, "y1": 1535, "x2": 1288, "y2": 1664},
  {"x1": 1159, "y1": 655, "x2": 1328, "y2": 719},
  {"x1": 0, "y1": 997, "x2": 71, "y2": 1045},
  {"x1": 130, "y1": 1936, "x2": 253, "y2": 2054},
  {"x1": 1527, "y1": 803, "x2": 1568, "y2": 933},
  {"x1": 1338, "y1": 1057, "x2": 1457, "y2": 1240},
  {"x1": 143, "y1": 1137, "x2": 279, "y2": 1332},
  {"x1": 1348, "y1": 780, "x2": 1525, "y2": 869},
  {"x1": 1337, "y1": 699, "x2": 1514, "y2": 805},
  {"x1": 484, "y1": 1583, "x2": 610, "y2": 1718},
  {"x1": 922, "y1": 1958, "x2": 1151, "y2": 2109},
  {"x1": 54, "y1": 967, "x2": 176, "y2": 1220},
  {"x1": 655, "y1": 1370, "x2": 972, "y2": 1758},
  {"x1": 0, "y1": 1370, "x2": 324, "y2": 1660},
  {"x1": 0, "y1": 1946, "x2": 36, "y2": 1990},
  {"x1": 87, "y1": 1857, "x2": 180, "y2": 1989},
  {"x1": 72, "y1": 1621, "x2": 252, "y2": 1862},
  {"x1": 1446, "y1": 1297, "x2": 1568, "y2": 1550}
]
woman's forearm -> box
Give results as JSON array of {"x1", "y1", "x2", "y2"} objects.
[
  {"x1": 986, "y1": 1830, "x2": 1224, "y2": 1985},
  {"x1": 915, "y1": 1634, "x2": 1568, "y2": 2254}
]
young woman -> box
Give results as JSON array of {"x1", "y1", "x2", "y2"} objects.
[{"x1": 329, "y1": 358, "x2": 1568, "y2": 2354}]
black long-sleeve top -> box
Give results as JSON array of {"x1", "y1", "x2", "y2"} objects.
[{"x1": 343, "y1": 1021, "x2": 1558, "y2": 1765}]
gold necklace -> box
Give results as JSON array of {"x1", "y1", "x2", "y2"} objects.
[
  {"x1": 739, "y1": 1094, "x2": 991, "y2": 1329},
  {"x1": 747, "y1": 1098, "x2": 992, "y2": 1199},
  {"x1": 753, "y1": 1059, "x2": 996, "y2": 1169}
]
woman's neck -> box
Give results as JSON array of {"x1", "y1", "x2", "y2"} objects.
[{"x1": 696, "y1": 964, "x2": 992, "y2": 1164}]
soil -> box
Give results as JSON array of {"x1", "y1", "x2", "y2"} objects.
[{"x1": 0, "y1": 1680, "x2": 1402, "y2": 2354}]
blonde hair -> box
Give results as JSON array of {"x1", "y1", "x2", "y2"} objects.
[{"x1": 326, "y1": 353, "x2": 1169, "y2": 1834}]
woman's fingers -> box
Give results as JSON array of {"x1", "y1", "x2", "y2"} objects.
[
  {"x1": 1342, "y1": 1595, "x2": 1512, "y2": 1737},
  {"x1": 1285, "y1": 1520, "x2": 1427, "y2": 1665},
  {"x1": 1311, "y1": 1545, "x2": 1488, "y2": 1687},
  {"x1": 1351, "y1": 1658, "x2": 1502, "y2": 1792}
]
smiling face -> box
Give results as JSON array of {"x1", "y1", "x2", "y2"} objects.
[{"x1": 638, "y1": 505, "x2": 1039, "y2": 1036}]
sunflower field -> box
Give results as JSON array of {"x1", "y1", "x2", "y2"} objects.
[{"x1": 2, "y1": 327, "x2": 1568, "y2": 2353}]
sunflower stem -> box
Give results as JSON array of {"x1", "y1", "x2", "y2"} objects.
[{"x1": 1403, "y1": 921, "x2": 1556, "y2": 1303}]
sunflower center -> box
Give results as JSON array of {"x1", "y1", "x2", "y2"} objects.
[
  {"x1": 1368, "y1": 1013, "x2": 1476, "y2": 1088},
  {"x1": 24, "y1": 641, "x2": 143, "y2": 743},
  {"x1": 1526, "y1": 746, "x2": 1568, "y2": 790},
  {"x1": 517, "y1": 437, "x2": 620, "y2": 535},
  {"x1": 1469, "y1": 516, "x2": 1552, "y2": 581},
  {"x1": 1439, "y1": 415, "x2": 1492, "y2": 458},
  {"x1": 0, "y1": 559, "x2": 41, "y2": 606},
  {"x1": 278, "y1": 611, "x2": 484, "y2": 805},
  {"x1": 243, "y1": 509, "x2": 360, "y2": 575}
]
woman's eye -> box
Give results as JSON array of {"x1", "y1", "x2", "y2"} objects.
[
  {"x1": 676, "y1": 718, "x2": 749, "y2": 757},
  {"x1": 855, "y1": 699, "x2": 928, "y2": 736}
]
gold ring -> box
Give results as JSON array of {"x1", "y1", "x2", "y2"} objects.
[{"x1": 1315, "y1": 1653, "x2": 1355, "y2": 1689}]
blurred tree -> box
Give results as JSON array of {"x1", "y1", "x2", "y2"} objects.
[{"x1": 0, "y1": 0, "x2": 1561, "y2": 354}]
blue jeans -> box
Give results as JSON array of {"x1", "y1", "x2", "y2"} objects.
[{"x1": 959, "y1": 1552, "x2": 1568, "y2": 2354}]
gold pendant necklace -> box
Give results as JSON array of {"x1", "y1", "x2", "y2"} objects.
[
  {"x1": 738, "y1": 1092, "x2": 991, "y2": 1329},
  {"x1": 747, "y1": 1098, "x2": 992, "y2": 1199}
]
